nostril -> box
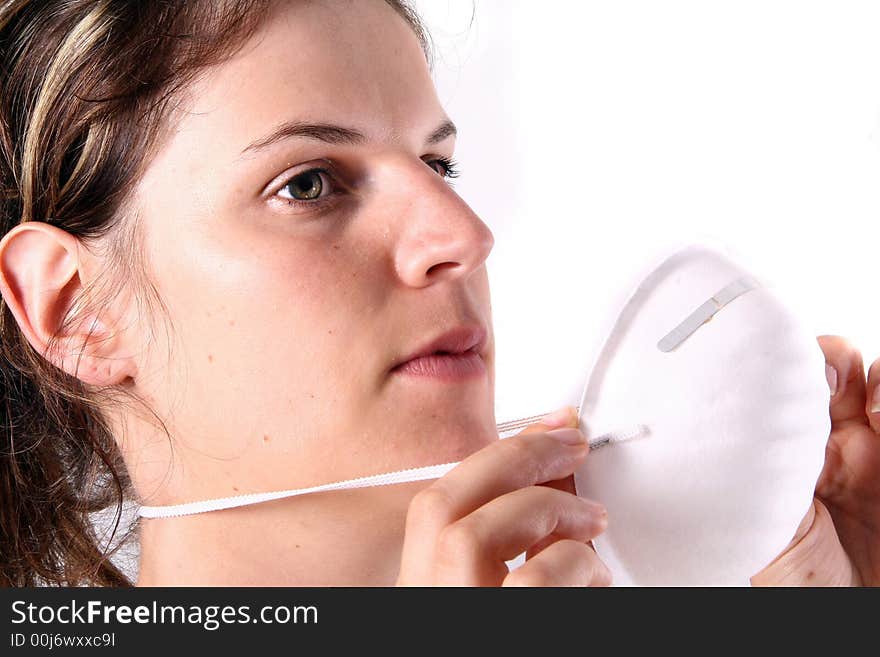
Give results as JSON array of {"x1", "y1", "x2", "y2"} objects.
[{"x1": 425, "y1": 261, "x2": 458, "y2": 277}]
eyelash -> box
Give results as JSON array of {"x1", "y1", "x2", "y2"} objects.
[
  {"x1": 273, "y1": 156, "x2": 461, "y2": 210},
  {"x1": 430, "y1": 156, "x2": 461, "y2": 182}
]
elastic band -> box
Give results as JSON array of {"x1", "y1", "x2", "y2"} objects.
[
  {"x1": 136, "y1": 424, "x2": 650, "y2": 519},
  {"x1": 138, "y1": 461, "x2": 460, "y2": 519}
]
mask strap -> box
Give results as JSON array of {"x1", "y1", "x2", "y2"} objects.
[{"x1": 136, "y1": 423, "x2": 649, "y2": 519}]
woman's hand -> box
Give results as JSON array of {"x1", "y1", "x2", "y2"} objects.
[
  {"x1": 752, "y1": 335, "x2": 880, "y2": 586},
  {"x1": 396, "y1": 407, "x2": 611, "y2": 586}
]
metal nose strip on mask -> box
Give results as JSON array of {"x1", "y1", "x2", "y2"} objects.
[
  {"x1": 657, "y1": 276, "x2": 761, "y2": 352},
  {"x1": 136, "y1": 420, "x2": 650, "y2": 519}
]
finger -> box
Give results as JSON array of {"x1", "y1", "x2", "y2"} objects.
[
  {"x1": 516, "y1": 407, "x2": 580, "y2": 496},
  {"x1": 432, "y1": 486, "x2": 606, "y2": 584},
  {"x1": 409, "y1": 428, "x2": 589, "y2": 531},
  {"x1": 818, "y1": 335, "x2": 868, "y2": 429},
  {"x1": 518, "y1": 406, "x2": 580, "y2": 494},
  {"x1": 517, "y1": 407, "x2": 582, "y2": 559},
  {"x1": 503, "y1": 539, "x2": 612, "y2": 587},
  {"x1": 866, "y1": 356, "x2": 880, "y2": 435},
  {"x1": 399, "y1": 428, "x2": 589, "y2": 581},
  {"x1": 526, "y1": 473, "x2": 581, "y2": 560},
  {"x1": 518, "y1": 405, "x2": 579, "y2": 435}
]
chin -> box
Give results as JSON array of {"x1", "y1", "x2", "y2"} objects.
[{"x1": 420, "y1": 412, "x2": 498, "y2": 463}]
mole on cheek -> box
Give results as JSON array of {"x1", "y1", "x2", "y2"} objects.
[{"x1": 207, "y1": 354, "x2": 213, "y2": 363}]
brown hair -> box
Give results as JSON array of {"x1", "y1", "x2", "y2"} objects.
[{"x1": 0, "y1": 0, "x2": 430, "y2": 587}]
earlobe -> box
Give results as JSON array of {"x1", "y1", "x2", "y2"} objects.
[{"x1": 0, "y1": 222, "x2": 136, "y2": 386}]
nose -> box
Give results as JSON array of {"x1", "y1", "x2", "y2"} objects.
[{"x1": 392, "y1": 162, "x2": 495, "y2": 288}]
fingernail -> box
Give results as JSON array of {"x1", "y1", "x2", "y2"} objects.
[
  {"x1": 541, "y1": 406, "x2": 574, "y2": 429},
  {"x1": 580, "y1": 497, "x2": 607, "y2": 518},
  {"x1": 547, "y1": 427, "x2": 586, "y2": 445},
  {"x1": 825, "y1": 363, "x2": 838, "y2": 397},
  {"x1": 591, "y1": 506, "x2": 609, "y2": 533},
  {"x1": 871, "y1": 384, "x2": 880, "y2": 414}
]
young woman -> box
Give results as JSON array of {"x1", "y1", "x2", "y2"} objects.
[{"x1": 1, "y1": 0, "x2": 878, "y2": 586}]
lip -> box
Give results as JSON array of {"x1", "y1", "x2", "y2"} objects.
[{"x1": 391, "y1": 324, "x2": 488, "y2": 381}]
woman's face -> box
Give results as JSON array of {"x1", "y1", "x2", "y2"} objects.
[{"x1": 124, "y1": 0, "x2": 496, "y2": 501}]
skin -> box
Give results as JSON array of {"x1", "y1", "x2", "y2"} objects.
[{"x1": 0, "y1": 0, "x2": 877, "y2": 586}]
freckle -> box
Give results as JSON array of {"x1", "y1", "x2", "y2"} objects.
[
  {"x1": 807, "y1": 570, "x2": 815, "y2": 579},
  {"x1": 333, "y1": 244, "x2": 340, "y2": 250},
  {"x1": 263, "y1": 434, "x2": 270, "y2": 443},
  {"x1": 207, "y1": 354, "x2": 213, "y2": 363},
  {"x1": 308, "y1": 393, "x2": 315, "y2": 398},
  {"x1": 295, "y1": 544, "x2": 301, "y2": 549},
  {"x1": 228, "y1": 319, "x2": 235, "y2": 326},
  {"x1": 232, "y1": 486, "x2": 239, "y2": 491},
  {"x1": 327, "y1": 330, "x2": 333, "y2": 334}
]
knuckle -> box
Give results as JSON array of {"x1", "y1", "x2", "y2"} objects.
[
  {"x1": 408, "y1": 485, "x2": 453, "y2": 524},
  {"x1": 517, "y1": 485, "x2": 560, "y2": 515},
  {"x1": 529, "y1": 485, "x2": 577, "y2": 514},
  {"x1": 436, "y1": 520, "x2": 483, "y2": 561}
]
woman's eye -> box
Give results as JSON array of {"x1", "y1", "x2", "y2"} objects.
[
  {"x1": 426, "y1": 156, "x2": 460, "y2": 181},
  {"x1": 277, "y1": 169, "x2": 333, "y2": 202}
]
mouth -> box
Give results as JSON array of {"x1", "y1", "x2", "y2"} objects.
[{"x1": 391, "y1": 325, "x2": 488, "y2": 382}]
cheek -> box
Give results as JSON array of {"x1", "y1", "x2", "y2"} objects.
[
  {"x1": 186, "y1": 242, "x2": 358, "y2": 353},
  {"x1": 144, "y1": 214, "x2": 386, "y2": 411}
]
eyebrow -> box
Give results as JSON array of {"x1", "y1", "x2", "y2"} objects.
[{"x1": 240, "y1": 119, "x2": 457, "y2": 155}]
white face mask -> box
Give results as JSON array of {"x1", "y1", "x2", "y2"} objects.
[
  {"x1": 137, "y1": 244, "x2": 830, "y2": 586},
  {"x1": 573, "y1": 244, "x2": 830, "y2": 585}
]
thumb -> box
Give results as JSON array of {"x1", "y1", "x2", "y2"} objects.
[{"x1": 750, "y1": 498, "x2": 856, "y2": 586}]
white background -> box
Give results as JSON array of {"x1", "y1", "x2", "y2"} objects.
[{"x1": 414, "y1": 0, "x2": 880, "y2": 423}]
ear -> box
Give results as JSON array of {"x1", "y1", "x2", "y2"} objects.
[{"x1": 0, "y1": 222, "x2": 137, "y2": 386}]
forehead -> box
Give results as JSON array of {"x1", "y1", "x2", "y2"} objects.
[{"x1": 176, "y1": 0, "x2": 441, "y2": 149}]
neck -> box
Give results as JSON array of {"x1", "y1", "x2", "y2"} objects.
[{"x1": 135, "y1": 481, "x2": 428, "y2": 586}]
